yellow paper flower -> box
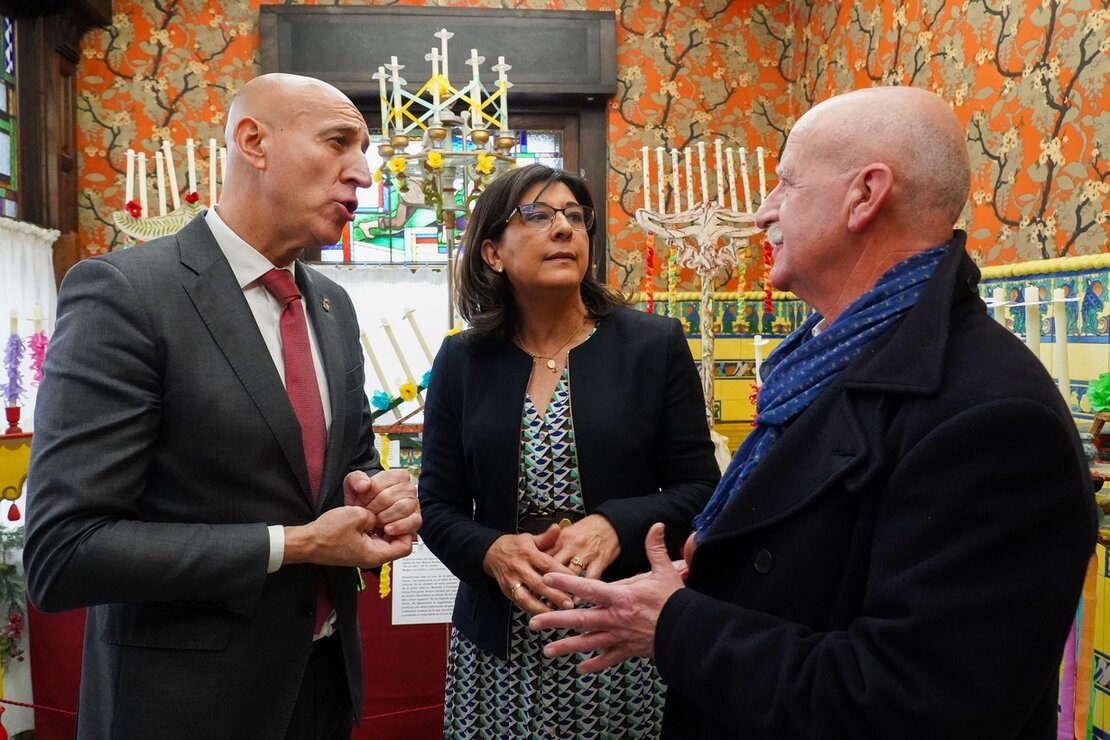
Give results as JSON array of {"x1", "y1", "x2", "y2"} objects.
[
  {"x1": 387, "y1": 156, "x2": 407, "y2": 174},
  {"x1": 398, "y1": 381, "x2": 418, "y2": 401},
  {"x1": 425, "y1": 151, "x2": 444, "y2": 169},
  {"x1": 372, "y1": 168, "x2": 383, "y2": 183},
  {"x1": 475, "y1": 152, "x2": 496, "y2": 175}
]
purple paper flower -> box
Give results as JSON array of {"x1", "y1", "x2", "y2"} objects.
[{"x1": 3, "y1": 334, "x2": 24, "y2": 406}]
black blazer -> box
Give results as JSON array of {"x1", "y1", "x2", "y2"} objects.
[
  {"x1": 24, "y1": 215, "x2": 380, "y2": 739},
  {"x1": 655, "y1": 235, "x2": 1097, "y2": 739},
  {"x1": 418, "y1": 306, "x2": 720, "y2": 658}
]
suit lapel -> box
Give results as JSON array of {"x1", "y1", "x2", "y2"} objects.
[
  {"x1": 177, "y1": 217, "x2": 315, "y2": 507},
  {"x1": 297, "y1": 263, "x2": 346, "y2": 512}
]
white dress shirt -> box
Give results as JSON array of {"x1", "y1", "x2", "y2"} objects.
[{"x1": 204, "y1": 208, "x2": 333, "y2": 575}]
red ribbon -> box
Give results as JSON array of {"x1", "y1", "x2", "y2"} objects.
[{"x1": 762, "y1": 240, "x2": 774, "y2": 316}]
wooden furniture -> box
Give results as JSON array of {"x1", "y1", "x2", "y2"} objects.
[{"x1": 0, "y1": 0, "x2": 113, "y2": 286}]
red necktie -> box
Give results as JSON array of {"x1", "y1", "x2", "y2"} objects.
[{"x1": 259, "y1": 268, "x2": 332, "y2": 634}]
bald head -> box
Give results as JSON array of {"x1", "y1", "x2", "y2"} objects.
[
  {"x1": 225, "y1": 73, "x2": 356, "y2": 148},
  {"x1": 798, "y1": 86, "x2": 970, "y2": 225}
]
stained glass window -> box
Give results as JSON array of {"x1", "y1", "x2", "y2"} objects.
[
  {"x1": 0, "y1": 16, "x2": 16, "y2": 218},
  {"x1": 320, "y1": 128, "x2": 562, "y2": 264}
]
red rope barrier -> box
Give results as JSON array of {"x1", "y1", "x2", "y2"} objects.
[
  {"x1": 0, "y1": 697, "x2": 76, "y2": 716},
  {"x1": 0, "y1": 695, "x2": 444, "y2": 722},
  {"x1": 360, "y1": 702, "x2": 443, "y2": 722}
]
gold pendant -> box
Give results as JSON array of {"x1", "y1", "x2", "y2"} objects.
[{"x1": 546, "y1": 358, "x2": 557, "y2": 373}]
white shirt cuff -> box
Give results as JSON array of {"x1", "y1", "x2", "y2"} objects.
[{"x1": 266, "y1": 525, "x2": 285, "y2": 574}]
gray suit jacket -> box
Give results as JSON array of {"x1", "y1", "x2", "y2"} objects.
[{"x1": 24, "y1": 215, "x2": 380, "y2": 739}]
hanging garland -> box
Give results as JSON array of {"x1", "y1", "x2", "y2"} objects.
[
  {"x1": 666, "y1": 244, "x2": 679, "y2": 318},
  {"x1": 762, "y1": 240, "x2": 774, "y2": 316}
]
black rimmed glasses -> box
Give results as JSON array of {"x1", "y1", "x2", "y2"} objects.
[{"x1": 506, "y1": 202, "x2": 595, "y2": 232}]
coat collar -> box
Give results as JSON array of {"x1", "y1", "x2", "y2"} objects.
[
  {"x1": 838, "y1": 231, "x2": 974, "y2": 395},
  {"x1": 696, "y1": 232, "x2": 978, "y2": 547}
]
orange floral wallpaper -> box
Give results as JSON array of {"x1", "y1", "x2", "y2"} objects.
[{"x1": 75, "y1": 0, "x2": 1108, "y2": 294}]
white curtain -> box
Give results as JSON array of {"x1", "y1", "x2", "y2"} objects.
[
  {"x1": 315, "y1": 264, "x2": 451, "y2": 424},
  {"x1": 0, "y1": 218, "x2": 58, "y2": 433}
]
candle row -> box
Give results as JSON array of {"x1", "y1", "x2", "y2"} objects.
[
  {"x1": 373, "y1": 30, "x2": 512, "y2": 136},
  {"x1": 640, "y1": 141, "x2": 768, "y2": 215},
  {"x1": 123, "y1": 138, "x2": 226, "y2": 218},
  {"x1": 991, "y1": 285, "x2": 1071, "y2": 402}
]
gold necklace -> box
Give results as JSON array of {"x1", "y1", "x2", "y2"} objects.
[{"x1": 517, "y1": 316, "x2": 588, "y2": 374}]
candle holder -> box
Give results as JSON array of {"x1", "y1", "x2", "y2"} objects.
[
  {"x1": 372, "y1": 33, "x2": 520, "y2": 327},
  {"x1": 114, "y1": 139, "x2": 224, "y2": 244},
  {"x1": 3, "y1": 407, "x2": 20, "y2": 435},
  {"x1": 637, "y1": 141, "x2": 774, "y2": 428},
  {"x1": 637, "y1": 203, "x2": 763, "y2": 428}
]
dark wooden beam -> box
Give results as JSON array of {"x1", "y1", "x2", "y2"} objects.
[{"x1": 1, "y1": 0, "x2": 112, "y2": 284}]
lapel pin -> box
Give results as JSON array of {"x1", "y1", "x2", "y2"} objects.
[{"x1": 322, "y1": 297, "x2": 331, "y2": 313}]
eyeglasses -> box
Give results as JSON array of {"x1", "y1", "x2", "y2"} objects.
[{"x1": 506, "y1": 203, "x2": 595, "y2": 232}]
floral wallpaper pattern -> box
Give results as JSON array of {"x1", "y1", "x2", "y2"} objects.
[{"x1": 76, "y1": 0, "x2": 1108, "y2": 295}]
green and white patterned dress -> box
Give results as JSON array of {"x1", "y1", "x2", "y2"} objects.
[{"x1": 443, "y1": 365, "x2": 666, "y2": 739}]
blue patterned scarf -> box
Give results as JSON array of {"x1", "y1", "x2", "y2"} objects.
[{"x1": 693, "y1": 244, "x2": 948, "y2": 539}]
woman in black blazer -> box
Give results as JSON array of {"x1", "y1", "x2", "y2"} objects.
[{"x1": 418, "y1": 164, "x2": 720, "y2": 738}]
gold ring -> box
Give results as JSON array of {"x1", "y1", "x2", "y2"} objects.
[
  {"x1": 510, "y1": 582, "x2": 524, "y2": 597},
  {"x1": 570, "y1": 556, "x2": 585, "y2": 568}
]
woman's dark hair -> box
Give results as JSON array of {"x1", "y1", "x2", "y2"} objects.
[{"x1": 455, "y1": 163, "x2": 627, "y2": 343}]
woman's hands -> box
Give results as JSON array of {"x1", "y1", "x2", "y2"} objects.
[
  {"x1": 482, "y1": 525, "x2": 578, "y2": 615},
  {"x1": 541, "y1": 514, "x2": 621, "y2": 581},
  {"x1": 482, "y1": 514, "x2": 623, "y2": 614}
]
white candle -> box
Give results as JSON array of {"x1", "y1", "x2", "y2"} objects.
[
  {"x1": 161, "y1": 140, "x2": 180, "y2": 210},
  {"x1": 32, "y1": 304, "x2": 42, "y2": 334},
  {"x1": 714, "y1": 139, "x2": 725, "y2": 205},
  {"x1": 739, "y1": 147, "x2": 753, "y2": 212},
  {"x1": 138, "y1": 151, "x2": 148, "y2": 217},
  {"x1": 359, "y1": 331, "x2": 402, "y2": 420},
  {"x1": 753, "y1": 334, "x2": 767, "y2": 388},
  {"x1": 684, "y1": 148, "x2": 694, "y2": 209},
  {"x1": 208, "y1": 139, "x2": 217, "y2": 206},
  {"x1": 756, "y1": 146, "x2": 767, "y2": 200},
  {"x1": 403, "y1": 307, "x2": 435, "y2": 365},
  {"x1": 155, "y1": 152, "x2": 167, "y2": 216},
  {"x1": 185, "y1": 138, "x2": 197, "y2": 195},
  {"x1": 670, "y1": 148, "x2": 682, "y2": 214},
  {"x1": 1024, "y1": 285, "x2": 1041, "y2": 359},
  {"x1": 125, "y1": 148, "x2": 135, "y2": 204},
  {"x1": 697, "y1": 141, "x2": 708, "y2": 203},
  {"x1": 725, "y1": 147, "x2": 738, "y2": 211},
  {"x1": 219, "y1": 147, "x2": 227, "y2": 193},
  {"x1": 426, "y1": 48, "x2": 441, "y2": 124},
  {"x1": 9, "y1": 309, "x2": 16, "y2": 336},
  {"x1": 389, "y1": 56, "x2": 403, "y2": 130},
  {"x1": 655, "y1": 148, "x2": 665, "y2": 216},
  {"x1": 496, "y1": 56, "x2": 510, "y2": 131},
  {"x1": 991, "y1": 287, "x2": 1007, "y2": 326},
  {"x1": 381, "y1": 319, "x2": 424, "y2": 403},
  {"x1": 466, "y1": 50, "x2": 484, "y2": 130},
  {"x1": 641, "y1": 146, "x2": 652, "y2": 212},
  {"x1": 436, "y1": 28, "x2": 453, "y2": 82},
  {"x1": 374, "y1": 67, "x2": 389, "y2": 135},
  {"x1": 1053, "y1": 287, "x2": 1070, "y2": 403}
]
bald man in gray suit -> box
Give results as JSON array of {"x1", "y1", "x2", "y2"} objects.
[{"x1": 25, "y1": 74, "x2": 420, "y2": 739}]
